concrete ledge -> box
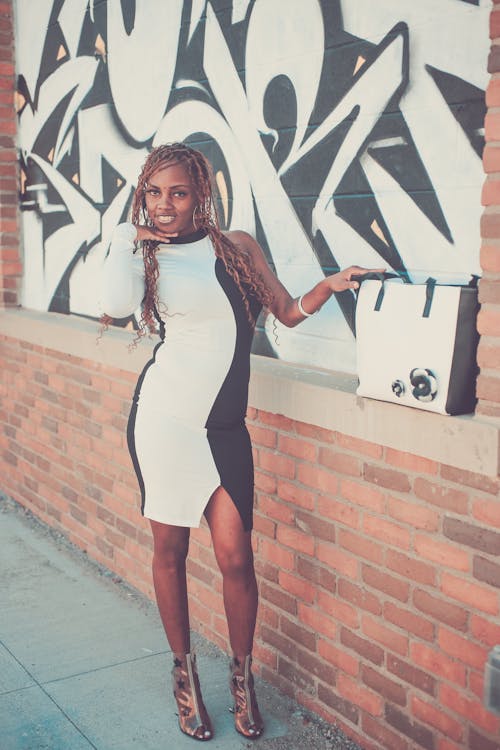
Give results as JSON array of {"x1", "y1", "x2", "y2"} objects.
[{"x1": 2, "y1": 308, "x2": 499, "y2": 477}]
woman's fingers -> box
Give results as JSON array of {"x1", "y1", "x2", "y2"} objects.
[{"x1": 134, "y1": 224, "x2": 178, "y2": 242}]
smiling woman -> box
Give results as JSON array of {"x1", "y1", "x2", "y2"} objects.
[
  {"x1": 142, "y1": 164, "x2": 197, "y2": 237},
  {"x1": 99, "y1": 142, "x2": 378, "y2": 743}
]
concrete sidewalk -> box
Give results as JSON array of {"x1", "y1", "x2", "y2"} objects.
[{"x1": 0, "y1": 497, "x2": 362, "y2": 750}]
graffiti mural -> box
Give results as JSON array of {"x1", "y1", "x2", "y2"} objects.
[{"x1": 15, "y1": 0, "x2": 489, "y2": 372}]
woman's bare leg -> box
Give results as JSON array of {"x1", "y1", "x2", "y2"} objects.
[
  {"x1": 150, "y1": 520, "x2": 191, "y2": 654},
  {"x1": 204, "y1": 487, "x2": 258, "y2": 660},
  {"x1": 205, "y1": 487, "x2": 263, "y2": 737}
]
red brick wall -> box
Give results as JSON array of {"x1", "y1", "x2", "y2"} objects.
[
  {"x1": 1, "y1": 331, "x2": 500, "y2": 750},
  {"x1": 480, "y1": 2, "x2": 500, "y2": 418},
  {"x1": 0, "y1": 0, "x2": 20, "y2": 307}
]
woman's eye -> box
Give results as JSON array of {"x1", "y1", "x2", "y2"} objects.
[{"x1": 146, "y1": 189, "x2": 160, "y2": 196}]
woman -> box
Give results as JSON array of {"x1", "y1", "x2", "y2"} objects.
[{"x1": 101, "y1": 142, "x2": 380, "y2": 742}]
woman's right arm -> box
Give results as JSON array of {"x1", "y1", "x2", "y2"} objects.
[{"x1": 100, "y1": 223, "x2": 145, "y2": 319}]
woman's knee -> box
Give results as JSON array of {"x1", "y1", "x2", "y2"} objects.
[
  {"x1": 151, "y1": 522, "x2": 189, "y2": 569},
  {"x1": 216, "y1": 544, "x2": 254, "y2": 579}
]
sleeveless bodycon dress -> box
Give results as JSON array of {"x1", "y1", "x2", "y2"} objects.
[{"x1": 101, "y1": 223, "x2": 261, "y2": 531}]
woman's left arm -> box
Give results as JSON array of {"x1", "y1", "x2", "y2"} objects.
[{"x1": 229, "y1": 230, "x2": 384, "y2": 328}]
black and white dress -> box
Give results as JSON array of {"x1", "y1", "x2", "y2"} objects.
[{"x1": 101, "y1": 223, "x2": 260, "y2": 531}]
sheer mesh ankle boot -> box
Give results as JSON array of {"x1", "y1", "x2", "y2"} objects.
[
  {"x1": 229, "y1": 655, "x2": 264, "y2": 739},
  {"x1": 172, "y1": 653, "x2": 213, "y2": 741}
]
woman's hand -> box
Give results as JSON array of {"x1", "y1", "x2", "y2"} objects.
[
  {"x1": 134, "y1": 224, "x2": 178, "y2": 243},
  {"x1": 325, "y1": 265, "x2": 386, "y2": 293}
]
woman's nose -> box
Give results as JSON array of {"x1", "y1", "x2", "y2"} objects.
[{"x1": 158, "y1": 193, "x2": 173, "y2": 209}]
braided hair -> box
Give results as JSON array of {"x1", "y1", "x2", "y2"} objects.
[{"x1": 127, "y1": 142, "x2": 273, "y2": 339}]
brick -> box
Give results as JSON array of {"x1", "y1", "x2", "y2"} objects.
[
  {"x1": 362, "y1": 614, "x2": 408, "y2": 656},
  {"x1": 335, "y1": 432, "x2": 382, "y2": 458},
  {"x1": 363, "y1": 515, "x2": 411, "y2": 550},
  {"x1": 255, "y1": 469, "x2": 277, "y2": 494},
  {"x1": 477, "y1": 373, "x2": 500, "y2": 403},
  {"x1": 362, "y1": 564, "x2": 409, "y2": 602},
  {"x1": 491, "y1": 9, "x2": 500, "y2": 39},
  {"x1": 386, "y1": 550, "x2": 436, "y2": 587},
  {"x1": 247, "y1": 423, "x2": 276, "y2": 448},
  {"x1": 384, "y1": 602, "x2": 435, "y2": 641},
  {"x1": 318, "y1": 638, "x2": 359, "y2": 677},
  {"x1": 444, "y1": 517, "x2": 500, "y2": 556},
  {"x1": 318, "y1": 590, "x2": 359, "y2": 628},
  {"x1": 481, "y1": 243, "x2": 500, "y2": 272},
  {"x1": 258, "y1": 448, "x2": 295, "y2": 478},
  {"x1": 253, "y1": 512, "x2": 275, "y2": 538},
  {"x1": 478, "y1": 306, "x2": 500, "y2": 338},
  {"x1": 317, "y1": 544, "x2": 358, "y2": 579},
  {"x1": 253, "y1": 642, "x2": 277, "y2": 670},
  {"x1": 317, "y1": 495, "x2": 359, "y2": 528},
  {"x1": 295, "y1": 421, "x2": 335, "y2": 443},
  {"x1": 410, "y1": 643, "x2": 466, "y2": 686},
  {"x1": 361, "y1": 665, "x2": 406, "y2": 707},
  {"x1": 438, "y1": 740, "x2": 461, "y2": 750},
  {"x1": 363, "y1": 463, "x2": 410, "y2": 493},
  {"x1": 479, "y1": 278, "x2": 500, "y2": 304},
  {"x1": 441, "y1": 572, "x2": 499, "y2": 615},
  {"x1": 340, "y1": 627, "x2": 384, "y2": 665},
  {"x1": 440, "y1": 684, "x2": 500, "y2": 735},
  {"x1": 278, "y1": 570, "x2": 315, "y2": 604},
  {"x1": 260, "y1": 581, "x2": 297, "y2": 615},
  {"x1": 276, "y1": 525, "x2": 314, "y2": 556},
  {"x1": 385, "y1": 703, "x2": 434, "y2": 750},
  {"x1": 298, "y1": 602, "x2": 336, "y2": 640},
  {"x1": 384, "y1": 448, "x2": 438, "y2": 475},
  {"x1": 470, "y1": 614, "x2": 500, "y2": 646},
  {"x1": 296, "y1": 509, "x2": 335, "y2": 542},
  {"x1": 319, "y1": 446, "x2": 361, "y2": 477},
  {"x1": 474, "y1": 555, "x2": 500, "y2": 589},
  {"x1": 387, "y1": 496, "x2": 439, "y2": 531},
  {"x1": 413, "y1": 589, "x2": 468, "y2": 632},
  {"x1": 414, "y1": 477, "x2": 468, "y2": 513},
  {"x1": 296, "y1": 649, "x2": 336, "y2": 686},
  {"x1": 411, "y1": 695, "x2": 463, "y2": 742},
  {"x1": 95, "y1": 536, "x2": 114, "y2": 559},
  {"x1": 438, "y1": 626, "x2": 487, "y2": 670},
  {"x1": 340, "y1": 478, "x2": 385, "y2": 512},
  {"x1": 362, "y1": 713, "x2": 409, "y2": 750},
  {"x1": 387, "y1": 654, "x2": 436, "y2": 696},
  {"x1": 440, "y1": 464, "x2": 499, "y2": 496},
  {"x1": 338, "y1": 579, "x2": 382, "y2": 615},
  {"x1": 278, "y1": 433, "x2": 316, "y2": 461},
  {"x1": 257, "y1": 494, "x2": 294, "y2": 525},
  {"x1": 296, "y1": 463, "x2": 338, "y2": 494},
  {"x1": 469, "y1": 727, "x2": 500, "y2": 750},
  {"x1": 295, "y1": 555, "x2": 320, "y2": 585},
  {"x1": 278, "y1": 655, "x2": 315, "y2": 692},
  {"x1": 477, "y1": 341, "x2": 500, "y2": 369},
  {"x1": 339, "y1": 529, "x2": 383, "y2": 564},
  {"x1": 414, "y1": 534, "x2": 470, "y2": 571},
  {"x1": 317, "y1": 683, "x2": 359, "y2": 724},
  {"x1": 258, "y1": 411, "x2": 295, "y2": 432},
  {"x1": 277, "y1": 479, "x2": 315, "y2": 510},
  {"x1": 486, "y1": 109, "x2": 500, "y2": 140},
  {"x1": 337, "y1": 673, "x2": 383, "y2": 716}
]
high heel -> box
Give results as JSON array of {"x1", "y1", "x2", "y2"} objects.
[
  {"x1": 172, "y1": 652, "x2": 213, "y2": 741},
  {"x1": 229, "y1": 655, "x2": 264, "y2": 739}
]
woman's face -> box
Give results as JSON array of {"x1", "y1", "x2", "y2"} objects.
[{"x1": 144, "y1": 162, "x2": 198, "y2": 237}]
